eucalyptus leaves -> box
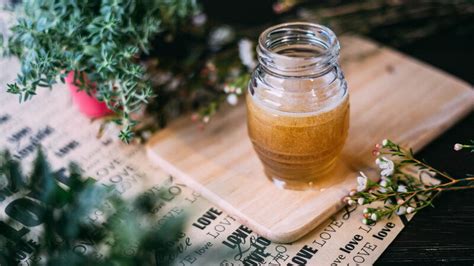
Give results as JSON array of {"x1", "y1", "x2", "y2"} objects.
[
  {"x1": 344, "y1": 139, "x2": 474, "y2": 225},
  {"x1": 1, "y1": 0, "x2": 198, "y2": 143}
]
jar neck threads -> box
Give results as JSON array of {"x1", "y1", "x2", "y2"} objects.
[{"x1": 257, "y1": 22, "x2": 340, "y2": 77}]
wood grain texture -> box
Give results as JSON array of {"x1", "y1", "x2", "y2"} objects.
[{"x1": 146, "y1": 35, "x2": 474, "y2": 243}]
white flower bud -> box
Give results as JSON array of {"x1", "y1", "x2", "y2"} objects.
[
  {"x1": 406, "y1": 207, "x2": 415, "y2": 214},
  {"x1": 370, "y1": 213, "x2": 378, "y2": 221},
  {"x1": 357, "y1": 172, "x2": 369, "y2": 192},
  {"x1": 226, "y1": 94, "x2": 238, "y2": 106},
  {"x1": 396, "y1": 206, "x2": 407, "y2": 215},
  {"x1": 223, "y1": 85, "x2": 231, "y2": 93},
  {"x1": 357, "y1": 198, "x2": 365, "y2": 205},
  {"x1": 347, "y1": 199, "x2": 356, "y2": 206},
  {"x1": 362, "y1": 218, "x2": 369, "y2": 225},
  {"x1": 382, "y1": 139, "x2": 389, "y2": 147},
  {"x1": 380, "y1": 180, "x2": 388, "y2": 187},
  {"x1": 397, "y1": 185, "x2": 407, "y2": 193},
  {"x1": 141, "y1": 130, "x2": 152, "y2": 140},
  {"x1": 238, "y1": 38, "x2": 256, "y2": 70},
  {"x1": 363, "y1": 208, "x2": 370, "y2": 214},
  {"x1": 454, "y1": 143, "x2": 463, "y2": 151}
]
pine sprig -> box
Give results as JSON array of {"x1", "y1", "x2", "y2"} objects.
[{"x1": 2, "y1": 0, "x2": 199, "y2": 143}]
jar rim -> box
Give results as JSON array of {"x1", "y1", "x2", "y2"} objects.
[
  {"x1": 258, "y1": 22, "x2": 339, "y2": 61},
  {"x1": 257, "y1": 22, "x2": 340, "y2": 77}
]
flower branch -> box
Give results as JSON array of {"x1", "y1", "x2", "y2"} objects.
[{"x1": 344, "y1": 139, "x2": 474, "y2": 225}]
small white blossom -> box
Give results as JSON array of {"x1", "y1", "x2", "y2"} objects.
[
  {"x1": 376, "y1": 157, "x2": 395, "y2": 177},
  {"x1": 396, "y1": 206, "x2": 407, "y2": 215},
  {"x1": 363, "y1": 208, "x2": 370, "y2": 214},
  {"x1": 379, "y1": 187, "x2": 387, "y2": 193},
  {"x1": 223, "y1": 85, "x2": 232, "y2": 93},
  {"x1": 347, "y1": 199, "x2": 356, "y2": 206},
  {"x1": 238, "y1": 38, "x2": 256, "y2": 70},
  {"x1": 203, "y1": 116, "x2": 210, "y2": 124},
  {"x1": 406, "y1": 207, "x2": 415, "y2": 214},
  {"x1": 375, "y1": 157, "x2": 381, "y2": 165},
  {"x1": 380, "y1": 180, "x2": 388, "y2": 187},
  {"x1": 362, "y1": 218, "x2": 369, "y2": 225},
  {"x1": 192, "y1": 13, "x2": 207, "y2": 26},
  {"x1": 141, "y1": 130, "x2": 152, "y2": 140},
  {"x1": 370, "y1": 213, "x2": 378, "y2": 221},
  {"x1": 381, "y1": 167, "x2": 394, "y2": 177},
  {"x1": 382, "y1": 139, "x2": 389, "y2": 147},
  {"x1": 349, "y1": 190, "x2": 357, "y2": 197},
  {"x1": 209, "y1": 26, "x2": 235, "y2": 48},
  {"x1": 226, "y1": 93, "x2": 238, "y2": 106},
  {"x1": 397, "y1": 185, "x2": 407, "y2": 193},
  {"x1": 454, "y1": 143, "x2": 463, "y2": 151},
  {"x1": 357, "y1": 171, "x2": 369, "y2": 192},
  {"x1": 357, "y1": 198, "x2": 365, "y2": 205}
]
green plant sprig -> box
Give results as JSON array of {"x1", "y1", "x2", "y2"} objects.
[
  {"x1": 0, "y1": 148, "x2": 187, "y2": 265},
  {"x1": 344, "y1": 139, "x2": 474, "y2": 225},
  {"x1": 1, "y1": 0, "x2": 199, "y2": 143}
]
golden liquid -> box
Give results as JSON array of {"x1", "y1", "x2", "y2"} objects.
[{"x1": 246, "y1": 93, "x2": 350, "y2": 189}]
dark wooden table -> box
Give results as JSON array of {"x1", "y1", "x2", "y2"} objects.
[{"x1": 375, "y1": 26, "x2": 474, "y2": 265}]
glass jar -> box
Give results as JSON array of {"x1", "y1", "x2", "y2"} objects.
[{"x1": 247, "y1": 22, "x2": 349, "y2": 190}]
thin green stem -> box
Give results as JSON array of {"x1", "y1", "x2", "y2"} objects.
[{"x1": 410, "y1": 156, "x2": 456, "y2": 182}]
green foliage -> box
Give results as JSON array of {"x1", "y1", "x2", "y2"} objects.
[
  {"x1": 2, "y1": 0, "x2": 199, "y2": 143},
  {"x1": 0, "y1": 149, "x2": 185, "y2": 265}
]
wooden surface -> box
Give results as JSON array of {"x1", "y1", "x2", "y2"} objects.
[{"x1": 146, "y1": 35, "x2": 474, "y2": 243}]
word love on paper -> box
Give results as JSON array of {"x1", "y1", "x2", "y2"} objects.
[
  {"x1": 372, "y1": 222, "x2": 396, "y2": 241},
  {"x1": 192, "y1": 207, "x2": 223, "y2": 230},
  {"x1": 339, "y1": 234, "x2": 364, "y2": 254}
]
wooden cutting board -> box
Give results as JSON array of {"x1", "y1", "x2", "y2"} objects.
[{"x1": 146, "y1": 36, "x2": 474, "y2": 243}]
